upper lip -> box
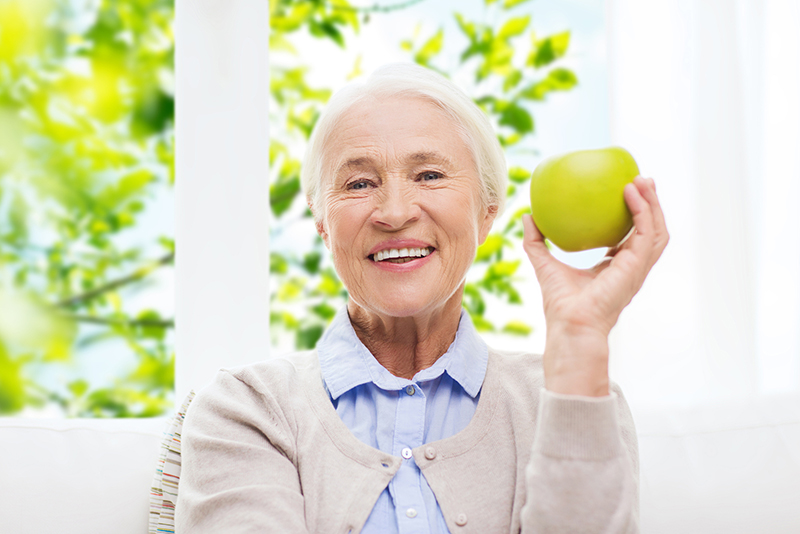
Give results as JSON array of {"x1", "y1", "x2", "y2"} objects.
[{"x1": 368, "y1": 238, "x2": 435, "y2": 257}]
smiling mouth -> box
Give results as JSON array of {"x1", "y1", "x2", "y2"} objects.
[{"x1": 369, "y1": 247, "x2": 434, "y2": 264}]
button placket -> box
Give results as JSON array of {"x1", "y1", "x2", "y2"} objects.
[{"x1": 390, "y1": 381, "x2": 428, "y2": 531}]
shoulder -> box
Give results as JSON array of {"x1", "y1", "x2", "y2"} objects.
[
  {"x1": 477, "y1": 348, "x2": 546, "y2": 423},
  {"x1": 220, "y1": 350, "x2": 321, "y2": 394},
  {"x1": 188, "y1": 350, "x2": 322, "y2": 428},
  {"x1": 183, "y1": 351, "x2": 324, "y2": 458},
  {"x1": 485, "y1": 347, "x2": 545, "y2": 388}
]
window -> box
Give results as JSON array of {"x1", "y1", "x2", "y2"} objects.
[{"x1": 0, "y1": 0, "x2": 175, "y2": 417}]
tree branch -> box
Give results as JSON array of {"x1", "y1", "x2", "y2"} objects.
[
  {"x1": 326, "y1": 0, "x2": 425, "y2": 13},
  {"x1": 68, "y1": 314, "x2": 175, "y2": 328},
  {"x1": 56, "y1": 252, "x2": 174, "y2": 308}
]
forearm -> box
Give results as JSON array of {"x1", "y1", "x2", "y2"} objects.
[{"x1": 520, "y1": 388, "x2": 640, "y2": 533}]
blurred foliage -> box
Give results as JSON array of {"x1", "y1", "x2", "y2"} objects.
[
  {"x1": 0, "y1": 0, "x2": 174, "y2": 416},
  {"x1": 269, "y1": 0, "x2": 577, "y2": 350}
]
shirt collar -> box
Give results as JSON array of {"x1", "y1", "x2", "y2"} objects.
[{"x1": 317, "y1": 307, "x2": 488, "y2": 400}]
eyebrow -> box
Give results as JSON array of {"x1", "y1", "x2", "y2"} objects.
[
  {"x1": 408, "y1": 151, "x2": 455, "y2": 167},
  {"x1": 334, "y1": 157, "x2": 375, "y2": 178}
]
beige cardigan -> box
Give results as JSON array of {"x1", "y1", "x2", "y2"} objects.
[{"x1": 175, "y1": 348, "x2": 639, "y2": 533}]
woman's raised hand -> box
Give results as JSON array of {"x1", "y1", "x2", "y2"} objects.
[{"x1": 522, "y1": 176, "x2": 669, "y2": 396}]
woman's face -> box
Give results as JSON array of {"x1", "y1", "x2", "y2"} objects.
[{"x1": 317, "y1": 96, "x2": 497, "y2": 319}]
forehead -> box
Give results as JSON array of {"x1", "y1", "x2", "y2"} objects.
[{"x1": 323, "y1": 96, "x2": 473, "y2": 170}]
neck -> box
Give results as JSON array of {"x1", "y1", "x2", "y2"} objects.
[{"x1": 347, "y1": 291, "x2": 464, "y2": 379}]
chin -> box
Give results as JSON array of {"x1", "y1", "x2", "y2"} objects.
[
  {"x1": 371, "y1": 298, "x2": 434, "y2": 319},
  {"x1": 357, "y1": 282, "x2": 456, "y2": 319}
]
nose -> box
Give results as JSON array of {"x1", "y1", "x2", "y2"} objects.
[{"x1": 370, "y1": 178, "x2": 421, "y2": 230}]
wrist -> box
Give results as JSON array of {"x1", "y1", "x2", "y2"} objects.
[{"x1": 543, "y1": 324, "x2": 610, "y2": 397}]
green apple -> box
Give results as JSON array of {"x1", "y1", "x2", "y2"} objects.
[{"x1": 529, "y1": 147, "x2": 639, "y2": 252}]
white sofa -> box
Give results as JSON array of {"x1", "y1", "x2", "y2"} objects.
[
  {"x1": 0, "y1": 417, "x2": 166, "y2": 534},
  {"x1": 2, "y1": 395, "x2": 799, "y2": 533}
]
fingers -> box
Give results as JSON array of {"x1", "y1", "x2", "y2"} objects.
[
  {"x1": 620, "y1": 176, "x2": 669, "y2": 266},
  {"x1": 635, "y1": 176, "x2": 669, "y2": 256},
  {"x1": 522, "y1": 214, "x2": 557, "y2": 280}
]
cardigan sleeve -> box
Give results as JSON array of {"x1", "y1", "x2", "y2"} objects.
[
  {"x1": 175, "y1": 369, "x2": 310, "y2": 534},
  {"x1": 520, "y1": 384, "x2": 640, "y2": 533}
]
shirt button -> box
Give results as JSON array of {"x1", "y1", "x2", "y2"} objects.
[
  {"x1": 424, "y1": 446, "x2": 436, "y2": 460},
  {"x1": 405, "y1": 385, "x2": 415, "y2": 396},
  {"x1": 401, "y1": 447, "x2": 413, "y2": 459},
  {"x1": 455, "y1": 513, "x2": 468, "y2": 526},
  {"x1": 406, "y1": 508, "x2": 418, "y2": 518}
]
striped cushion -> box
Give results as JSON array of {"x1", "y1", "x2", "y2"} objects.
[{"x1": 149, "y1": 391, "x2": 195, "y2": 534}]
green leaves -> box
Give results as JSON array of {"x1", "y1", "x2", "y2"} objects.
[
  {"x1": 297, "y1": 324, "x2": 324, "y2": 350},
  {"x1": 414, "y1": 28, "x2": 444, "y2": 66},
  {"x1": 502, "y1": 320, "x2": 532, "y2": 336},
  {"x1": 498, "y1": 16, "x2": 530, "y2": 40},
  {"x1": 476, "y1": 234, "x2": 505, "y2": 262},
  {"x1": 309, "y1": 20, "x2": 345, "y2": 48},
  {"x1": 519, "y1": 68, "x2": 578, "y2": 101},
  {"x1": 270, "y1": 3, "x2": 315, "y2": 33},
  {"x1": 454, "y1": 13, "x2": 476, "y2": 41},
  {"x1": 499, "y1": 103, "x2": 534, "y2": 134},
  {"x1": 0, "y1": 344, "x2": 26, "y2": 414},
  {"x1": 503, "y1": 0, "x2": 533, "y2": 8},
  {"x1": 509, "y1": 166, "x2": 532, "y2": 184},
  {"x1": 270, "y1": 175, "x2": 301, "y2": 217},
  {"x1": 528, "y1": 31, "x2": 571, "y2": 68},
  {"x1": 270, "y1": 0, "x2": 360, "y2": 45}
]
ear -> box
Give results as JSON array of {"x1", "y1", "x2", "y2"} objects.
[
  {"x1": 315, "y1": 218, "x2": 330, "y2": 249},
  {"x1": 478, "y1": 204, "x2": 499, "y2": 245},
  {"x1": 309, "y1": 199, "x2": 331, "y2": 249}
]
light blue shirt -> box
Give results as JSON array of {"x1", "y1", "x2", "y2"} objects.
[{"x1": 317, "y1": 307, "x2": 489, "y2": 534}]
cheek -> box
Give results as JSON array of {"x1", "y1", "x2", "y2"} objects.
[
  {"x1": 431, "y1": 188, "x2": 484, "y2": 239},
  {"x1": 326, "y1": 198, "x2": 369, "y2": 239},
  {"x1": 324, "y1": 199, "x2": 373, "y2": 283}
]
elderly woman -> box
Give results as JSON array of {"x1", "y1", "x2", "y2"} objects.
[{"x1": 176, "y1": 63, "x2": 668, "y2": 533}]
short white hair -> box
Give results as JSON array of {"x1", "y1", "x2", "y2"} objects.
[{"x1": 301, "y1": 63, "x2": 507, "y2": 221}]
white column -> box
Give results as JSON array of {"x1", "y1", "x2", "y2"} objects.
[{"x1": 175, "y1": 0, "x2": 270, "y2": 405}]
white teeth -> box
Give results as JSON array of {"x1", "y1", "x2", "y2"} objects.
[{"x1": 373, "y1": 247, "x2": 433, "y2": 261}]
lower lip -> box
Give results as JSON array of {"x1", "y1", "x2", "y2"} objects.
[{"x1": 370, "y1": 251, "x2": 435, "y2": 272}]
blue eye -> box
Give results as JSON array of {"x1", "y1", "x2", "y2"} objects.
[
  {"x1": 350, "y1": 181, "x2": 369, "y2": 190},
  {"x1": 421, "y1": 172, "x2": 442, "y2": 181}
]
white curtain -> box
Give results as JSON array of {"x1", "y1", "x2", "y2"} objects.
[{"x1": 607, "y1": 0, "x2": 800, "y2": 409}]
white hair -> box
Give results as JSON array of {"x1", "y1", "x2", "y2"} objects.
[{"x1": 300, "y1": 63, "x2": 507, "y2": 222}]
